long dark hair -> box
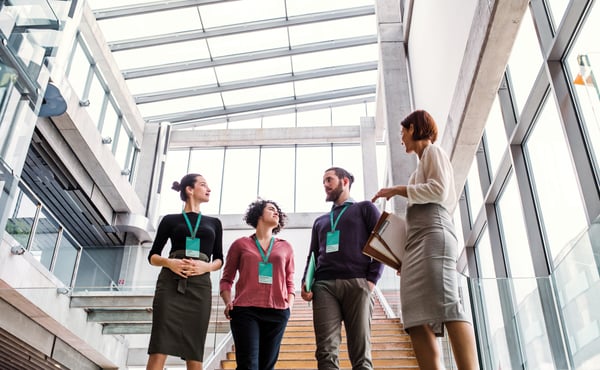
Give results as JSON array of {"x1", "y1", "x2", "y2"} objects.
[{"x1": 171, "y1": 173, "x2": 201, "y2": 201}]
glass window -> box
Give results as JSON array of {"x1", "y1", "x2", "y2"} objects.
[
  {"x1": 258, "y1": 147, "x2": 295, "y2": 212},
  {"x1": 114, "y1": 122, "x2": 131, "y2": 170},
  {"x1": 476, "y1": 227, "x2": 495, "y2": 278},
  {"x1": 101, "y1": 100, "x2": 119, "y2": 144},
  {"x1": 512, "y1": 277, "x2": 554, "y2": 370},
  {"x1": 553, "y1": 224, "x2": 600, "y2": 368},
  {"x1": 332, "y1": 145, "x2": 365, "y2": 200},
  {"x1": 297, "y1": 108, "x2": 332, "y2": 127},
  {"x1": 546, "y1": 0, "x2": 569, "y2": 31},
  {"x1": 524, "y1": 96, "x2": 587, "y2": 261},
  {"x1": 496, "y1": 174, "x2": 535, "y2": 278},
  {"x1": 30, "y1": 206, "x2": 60, "y2": 270},
  {"x1": 262, "y1": 112, "x2": 296, "y2": 128},
  {"x1": 507, "y1": 7, "x2": 544, "y2": 116},
  {"x1": 86, "y1": 72, "x2": 107, "y2": 126},
  {"x1": 475, "y1": 230, "x2": 512, "y2": 369},
  {"x1": 331, "y1": 103, "x2": 369, "y2": 127},
  {"x1": 565, "y1": 3, "x2": 600, "y2": 181},
  {"x1": 484, "y1": 95, "x2": 509, "y2": 178},
  {"x1": 67, "y1": 41, "x2": 90, "y2": 100},
  {"x1": 189, "y1": 148, "x2": 226, "y2": 216},
  {"x1": 466, "y1": 158, "x2": 484, "y2": 223},
  {"x1": 4, "y1": 189, "x2": 38, "y2": 249},
  {"x1": 159, "y1": 149, "x2": 191, "y2": 216},
  {"x1": 296, "y1": 145, "x2": 332, "y2": 212},
  {"x1": 53, "y1": 231, "x2": 79, "y2": 286},
  {"x1": 220, "y1": 148, "x2": 260, "y2": 214}
]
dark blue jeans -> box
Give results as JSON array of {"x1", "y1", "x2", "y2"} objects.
[{"x1": 229, "y1": 306, "x2": 290, "y2": 370}]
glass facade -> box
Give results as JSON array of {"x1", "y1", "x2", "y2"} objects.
[{"x1": 461, "y1": 1, "x2": 600, "y2": 368}]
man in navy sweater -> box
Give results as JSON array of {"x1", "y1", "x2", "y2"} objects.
[{"x1": 301, "y1": 167, "x2": 384, "y2": 370}]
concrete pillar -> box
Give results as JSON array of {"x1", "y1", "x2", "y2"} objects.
[
  {"x1": 360, "y1": 116, "x2": 378, "y2": 200},
  {"x1": 376, "y1": 0, "x2": 416, "y2": 215}
]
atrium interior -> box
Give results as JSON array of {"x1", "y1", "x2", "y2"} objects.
[{"x1": 0, "y1": 0, "x2": 599, "y2": 369}]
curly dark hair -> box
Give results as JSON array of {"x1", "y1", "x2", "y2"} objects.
[{"x1": 243, "y1": 199, "x2": 287, "y2": 234}]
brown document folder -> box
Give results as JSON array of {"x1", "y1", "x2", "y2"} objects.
[{"x1": 362, "y1": 211, "x2": 406, "y2": 270}]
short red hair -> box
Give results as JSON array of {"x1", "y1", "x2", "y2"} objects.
[{"x1": 400, "y1": 110, "x2": 438, "y2": 143}]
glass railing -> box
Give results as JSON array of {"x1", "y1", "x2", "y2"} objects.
[{"x1": 465, "y1": 216, "x2": 600, "y2": 370}]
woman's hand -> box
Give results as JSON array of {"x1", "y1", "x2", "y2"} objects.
[
  {"x1": 371, "y1": 185, "x2": 407, "y2": 202},
  {"x1": 167, "y1": 258, "x2": 191, "y2": 278},
  {"x1": 223, "y1": 303, "x2": 233, "y2": 320},
  {"x1": 168, "y1": 259, "x2": 212, "y2": 278}
]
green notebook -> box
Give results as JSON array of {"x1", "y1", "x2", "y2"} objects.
[{"x1": 305, "y1": 252, "x2": 316, "y2": 292}]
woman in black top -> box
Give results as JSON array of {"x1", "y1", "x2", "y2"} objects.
[{"x1": 146, "y1": 173, "x2": 223, "y2": 370}]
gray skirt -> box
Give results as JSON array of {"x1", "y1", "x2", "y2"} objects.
[
  {"x1": 400, "y1": 203, "x2": 469, "y2": 336},
  {"x1": 148, "y1": 252, "x2": 212, "y2": 361}
]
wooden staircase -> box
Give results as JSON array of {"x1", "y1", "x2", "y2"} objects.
[{"x1": 218, "y1": 294, "x2": 418, "y2": 369}]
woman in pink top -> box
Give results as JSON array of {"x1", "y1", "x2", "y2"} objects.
[{"x1": 219, "y1": 199, "x2": 295, "y2": 370}]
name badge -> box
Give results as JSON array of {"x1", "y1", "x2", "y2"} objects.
[
  {"x1": 185, "y1": 237, "x2": 200, "y2": 258},
  {"x1": 258, "y1": 262, "x2": 273, "y2": 284},
  {"x1": 326, "y1": 230, "x2": 340, "y2": 253}
]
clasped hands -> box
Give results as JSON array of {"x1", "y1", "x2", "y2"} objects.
[{"x1": 169, "y1": 258, "x2": 211, "y2": 278}]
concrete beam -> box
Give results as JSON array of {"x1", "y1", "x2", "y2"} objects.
[
  {"x1": 169, "y1": 126, "x2": 372, "y2": 148},
  {"x1": 442, "y1": 0, "x2": 530, "y2": 196}
]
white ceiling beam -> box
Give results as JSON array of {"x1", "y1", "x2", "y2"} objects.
[{"x1": 109, "y1": 6, "x2": 375, "y2": 51}]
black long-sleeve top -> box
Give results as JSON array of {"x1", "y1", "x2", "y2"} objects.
[{"x1": 148, "y1": 212, "x2": 224, "y2": 263}]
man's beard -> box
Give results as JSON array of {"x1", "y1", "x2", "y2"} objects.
[{"x1": 326, "y1": 182, "x2": 343, "y2": 202}]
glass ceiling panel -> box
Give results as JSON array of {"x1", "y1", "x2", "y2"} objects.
[
  {"x1": 286, "y1": 0, "x2": 373, "y2": 16},
  {"x1": 294, "y1": 70, "x2": 377, "y2": 96},
  {"x1": 291, "y1": 44, "x2": 378, "y2": 71},
  {"x1": 96, "y1": 8, "x2": 203, "y2": 41},
  {"x1": 88, "y1": 0, "x2": 378, "y2": 132},
  {"x1": 289, "y1": 16, "x2": 375, "y2": 46},
  {"x1": 198, "y1": 0, "x2": 285, "y2": 28},
  {"x1": 137, "y1": 93, "x2": 223, "y2": 117},
  {"x1": 221, "y1": 83, "x2": 294, "y2": 106},
  {"x1": 297, "y1": 108, "x2": 334, "y2": 127},
  {"x1": 207, "y1": 28, "x2": 289, "y2": 57},
  {"x1": 332, "y1": 103, "x2": 372, "y2": 126},
  {"x1": 262, "y1": 112, "x2": 296, "y2": 128},
  {"x1": 226, "y1": 117, "x2": 262, "y2": 129},
  {"x1": 112, "y1": 40, "x2": 210, "y2": 70},
  {"x1": 126, "y1": 68, "x2": 218, "y2": 95},
  {"x1": 214, "y1": 57, "x2": 291, "y2": 83}
]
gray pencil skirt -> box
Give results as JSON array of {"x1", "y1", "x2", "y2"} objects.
[
  {"x1": 147, "y1": 252, "x2": 212, "y2": 361},
  {"x1": 400, "y1": 203, "x2": 470, "y2": 336}
]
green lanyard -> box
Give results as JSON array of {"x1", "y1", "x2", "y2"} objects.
[
  {"x1": 254, "y1": 236, "x2": 274, "y2": 263},
  {"x1": 329, "y1": 203, "x2": 350, "y2": 232},
  {"x1": 182, "y1": 211, "x2": 202, "y2": 238}
]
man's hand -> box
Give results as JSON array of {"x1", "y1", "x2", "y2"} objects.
[{"x1": 300, "y1": 282, "x2": 313, "y2": 302}]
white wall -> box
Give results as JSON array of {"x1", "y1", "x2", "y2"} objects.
[{"x1": 408, "y1": 0, "x2": 478, "y2": 135}]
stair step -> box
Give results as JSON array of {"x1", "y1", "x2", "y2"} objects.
[
  {"x1": 220, "y1": 357, "x2": 419, "y2": 369},
  {"x1": 217, "y1": 297, "x2": 416, "y2": 369}
]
